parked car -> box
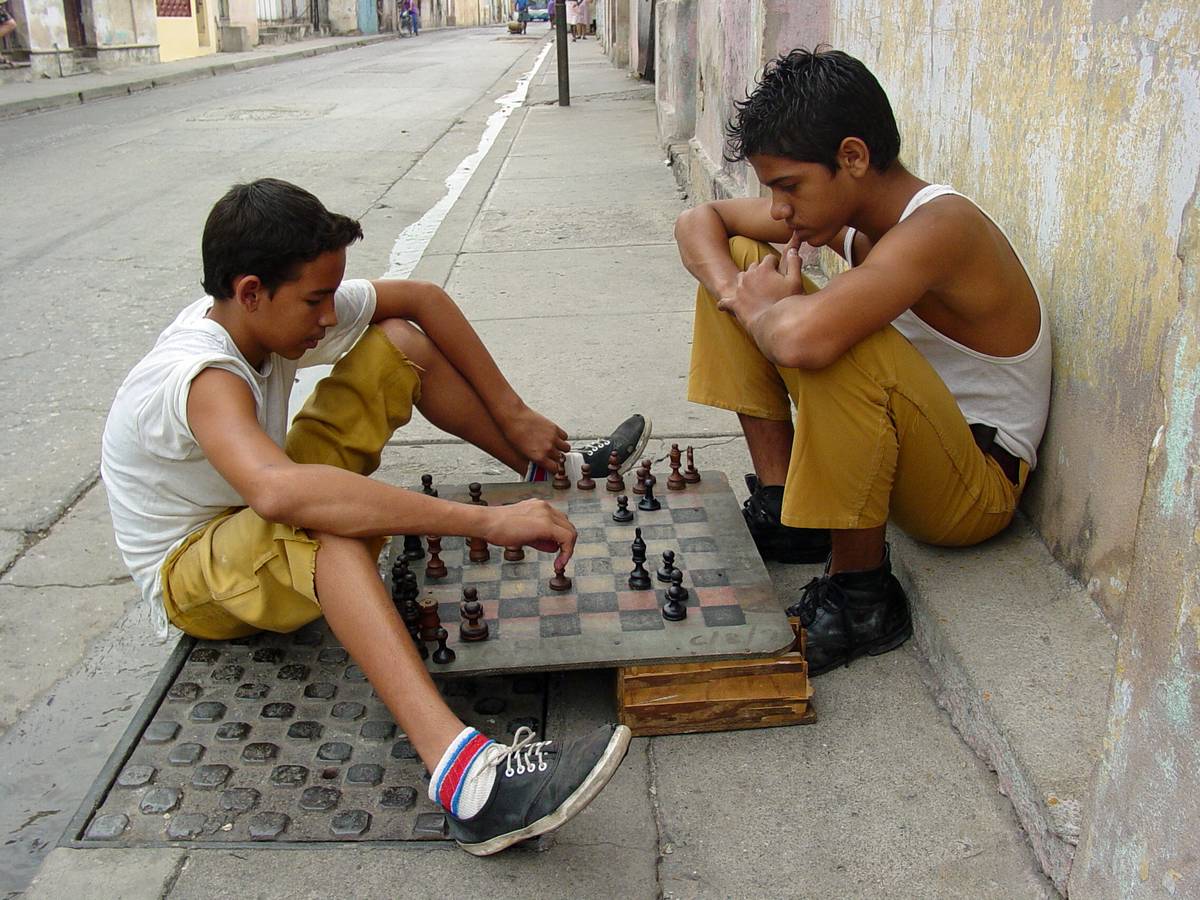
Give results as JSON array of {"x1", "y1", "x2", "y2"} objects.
[{"x1": 528, "y1": 3, "x2": 549, "y2": 21}]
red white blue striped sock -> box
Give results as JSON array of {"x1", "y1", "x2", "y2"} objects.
[
  {"x1": 428, "y1": 727, "x2": 497, "y2": 820},
  {"x1": 525, "y1": 461, "x2": 549, "y2": 482}
]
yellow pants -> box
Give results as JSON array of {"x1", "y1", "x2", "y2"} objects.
[
  {"x1": 687, "y1": 237, "x2": 1026, "y2": 546},
  {"x1": 160, "y1": 326, "x2": 423, "y2": 639}
]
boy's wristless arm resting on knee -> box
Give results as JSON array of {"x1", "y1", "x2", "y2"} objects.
[
  {"x1": 187, "y1": 367, "x2": 577, "y2": 567},
  {"x1": 372, "y1": 279, "x2": 571, "y2": 469}
]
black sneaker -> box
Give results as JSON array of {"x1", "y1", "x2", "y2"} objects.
[
  {"x1": 448, "y1": 724, "x2": 632, "y2": 856},
  {"x1": 742, "y1": 474, "x2": 831, "y2": 564},
  {"x1": 785, "y1": 544, "x2": 913, "y2": 676},
  {"x1": 568, "y1": 414, "x2": 652, "y2": 478}
]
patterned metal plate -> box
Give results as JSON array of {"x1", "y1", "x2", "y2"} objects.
[{"x1": 66, "y1": 624, "x2": 547, "y2": 848}]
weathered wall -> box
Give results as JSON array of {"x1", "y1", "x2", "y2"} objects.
[
  {"x1": 156, "y1": 0, "x2": 217, "y2": 61},
  {"x1": 326, "y1": 0, "x2": 356, "y2": 33},
  {"x1": 1069, "y1": 187, "x2": 1200, "y2": 898},
  {"x1": 226, "y1": 0, "x2": 258, "y2": 46},
  {"x1": 654, "y1": 0, "x2": 696, "y2": 146}
]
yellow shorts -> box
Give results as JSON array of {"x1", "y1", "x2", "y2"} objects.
[
  {"x1": 687, "y1": 237, "x2": 1027, "y2": 546},
  {"x1": 160, "y1": 325, "x2": 423, "y2": 640}
]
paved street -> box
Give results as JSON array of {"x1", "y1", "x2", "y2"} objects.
[{"x1": 2, "y1": 26, "x2": 1057, "y2": 898}]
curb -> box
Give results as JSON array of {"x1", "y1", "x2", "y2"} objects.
[{"x1": 0, "y1": 33, "x2": 398, "y2": 120}]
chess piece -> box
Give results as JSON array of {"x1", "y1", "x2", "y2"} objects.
[
  {"x1": 637, "y1": 473, "x2": 661, "y2": 511},
  {"x1": 656, "y1": 549, "x2": 678, "y2": 584},
  {"x1": 432, "y1": 627, "x2": 456, "y2": 664},
  {"x1": 402, "y1": 571, "x2": 420, "y2": 605},
  {"x1": 577, "y1": 463, "x2": 596, "y2": 490},
  {"x1": 503, "y1": 545, "x2": 525, "y2": 561},
  {"x1": 683, "y1": 446, "x2": 701, "y2": 484},
  {"x1": 459, "y1": 587, "x2": 489, "y2": 642},
  {"x1": 425, "y1": 536, "x2": 447, "y2": 579},
  {"x1": 468, "y1": 482, "x2": 487, "y2": 505},
  {"x1": 632, "y1": 460, "x2": 650, "y2": 495},
  {"x1": 403, "y1": 533, "x2": 426, "y2": 560},
  {"x1": 390, "y1": 556, "x2": 409, "y2": 604},
  {"x1": 418, "y1": 598, "x2": 441, "y2": 643},
  {"x1": 408, "y1": 622, "x2": 428, "y2": 659},
  {"x1": 549, "y1": 565, "x2": 572, "y2": 592},
  {"x1": 667, "y1": 444, "x2": 686, "y2": 491},
  {"x1": 662, "y1": 569, "x2": 689, "y2": 621},
  {"x1": 552, "y1": 464, "x2": 571, "y2": 490},
  {"x1": 612, "y1": 495, "x2": 634, "y2": 524},
  {"x1": 468, "y1": 536, "x2": 491, "y2": 563},
  {"x1": 628, "y1": 528, "x2": 652, "y2": 590},
  {"x1": 421, "y1": 473, "x2": 438, "y2": 496},
  {"x1": 605, "y1": 450, "x2": 624, "y2": 492}
]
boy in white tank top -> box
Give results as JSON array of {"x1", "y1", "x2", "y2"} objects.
[{"x1": 674, "y1": 48, "x2": 1050, "y2": 677}]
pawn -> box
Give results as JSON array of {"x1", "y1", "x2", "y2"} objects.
[
  {"x1": 468, "y1": 482, "x2": 487, "y2": 505},
  {"x1": 408, "y1": 622, "x2": 428, "y2": 659},
  {"x1": 431, "y1": 627, "x2": 456, "y2": 664},
  {"x1": 638, "y1": 473, "x2": 661, "y2": 511},
  {"x1": 503, "y1": 545, "x2": 525, "y2": 562},
  {"x1": 403, "y1": 533, "x2": 426, "y2": 560},
  {"x1": 468, "y1": 536, "x2": 491, "y2": 563},
  {"x1": 459, "y1": 588, "x2": 489, "y2": 642},
  {"x1": 402, "y1": 570, "x2": 420, "y2": 604},
  {"x1": 683, "y1": 446, "x2": 702, "y2": 484},
  {"x1": 632, "y1": 460, "x2": 650, "y2": 495},
  {"x1": 605, "y1": 450, "x2": 625, "y2": 492},
  {"x1": 552, "y1": 465, "x2": 571, "y2": 490},
  {"x1": 662, "y1": 570, "x2": 689, "y2": 621},
  {"x1": 657, "y1": 549, "x2": 678, "y2": 584},
  {"x1": 667, "y1": 444, "x2": 686, "y2": 491},
  {"x1": 549, "y1": 565, "x2": 573, "y2": 592},
  {"x1": 612, "y1": 494, "x2": 634, "y2": 524},
  {"x1": 390, "y1": 556, "x2": 409, "y2": 602},
  {"x1": 577, "y1": 463, "x2": 596, "y2": 491},
  {"x1": 421, "y1": 473, "x2": 438, "y2": 496},
  {"x1": 425, "y1": 536, "x2": 447, "y2": 579}
]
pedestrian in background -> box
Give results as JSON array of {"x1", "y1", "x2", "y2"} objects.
[
  {"x1": 0, "y1": 0, "x2": 18, "y2": 67},
  {"x1": 400, "y1": 0, "x2": 419, "y2": 35},
  {"x1": 513, "y1": 0, "x2": 529, "y2": 35},
  {"x1": 547, "y1": 0, "x2": 555, "y2": 34},
  {"x1": 567, "y1": 0, "x2": 588, "y2": 41}
]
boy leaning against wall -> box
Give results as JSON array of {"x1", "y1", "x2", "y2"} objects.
[
  {"x1": 101, "y1": 179, "x2": 651, "y2": 854},
  {"x1": 674, "y1": 48, "x2": 1051, "y2": 677}
]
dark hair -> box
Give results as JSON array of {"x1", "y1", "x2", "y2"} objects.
[
  {"x1": 201, "y1": 178, "x2": 364, "y2": 299},
  {"x1": 725, "y1": 47, "x2": 901, "y2": 173}
]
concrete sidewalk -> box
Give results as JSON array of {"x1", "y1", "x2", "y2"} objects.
[
  {"x1": 24, "y1": 38, "x2": 1061, "y2": 898},
  {"x1": 0, "y1": 31, "x2": 403, "y2": 120}
]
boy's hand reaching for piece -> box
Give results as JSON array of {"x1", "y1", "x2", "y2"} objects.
[
  {"x1": 718, "y1": 232, "x2": 806, "y2": 328},
  {"x1": 482, "y1": 499, "x2": 577, "y2": 570},
  {"x1": 501, "y1": 405, "x2": 572, "y2": 472}
]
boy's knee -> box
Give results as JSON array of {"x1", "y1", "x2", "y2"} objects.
[{"x1": 728, "y1": 235, "x2": 779, "y2": 271}]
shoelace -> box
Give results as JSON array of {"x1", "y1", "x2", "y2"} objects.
[
  {"x1": 786, "y1": 575, "x2": 851, "y2": 625},
  {"x1": 480, "y1": 726, "x2": 552, "y2": 778}
]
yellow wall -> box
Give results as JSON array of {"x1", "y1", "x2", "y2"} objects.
[{"x1": 156, "y1": 0, "x2": 217, "y2": 61}]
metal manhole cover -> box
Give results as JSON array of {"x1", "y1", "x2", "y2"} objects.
[{"x1": 66, "y1": 622, "x2": 547, "y2": 848}]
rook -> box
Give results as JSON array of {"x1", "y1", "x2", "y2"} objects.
[{"x1": 417, "y1": 598, "x2": 441, "y2": 643}]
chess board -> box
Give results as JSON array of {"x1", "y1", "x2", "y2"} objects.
[{"x1": 393, "y1": 471, "x2": 794, "y2": 675}]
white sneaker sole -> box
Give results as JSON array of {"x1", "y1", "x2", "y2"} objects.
[
  {"x1": 455, "y1": 725, "x2": 633, "y2": 857},
  {"x1": 563, "y1": 416, "x2": 654, "y2": 483}
]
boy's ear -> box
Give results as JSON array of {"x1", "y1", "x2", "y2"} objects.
[
  {"x1": 837, "y1": 137, "x2": 871, "y2": 177},
  {"x1": 231, "y1": 274, "x2": 264, "y2": 311}
]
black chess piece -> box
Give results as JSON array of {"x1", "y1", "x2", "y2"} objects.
[
  {"x1": 629, "y1": 527, "x2": 652, "y2": 590},
  {"x1": 460, "y1": 588, "x2": 489, "y2": 642},
  {"x1": 683, "y1": 446, "x2": 701, "y2": 484},
  {"x1": 403, "y1": 533, "x2": 426, "y2": 561},
  {"x1": 662, "y1": 569, "x2": 689, "y2": 621},
  {"x1": 408, "y1": 622, "x2": 429, "y2": 659},
  {"x1": 612, "y1": 495, "x2": 634, "y2": 523},
  {"x1": 468, "y1": 482, "x2": 487, "y2": 505},
  {"x1": 657, "y1": 549, "x2": 678, "y2": 584},
  {"x1": 549, "y1": 565, "x2": 572, "y2": 592},
  {"x1": 421, "y1": 473, "x2": 438, "y2": 496},
  {"x1": 402, "y1": 571, "x2": 420, "y2": 604},
  {"x1": 637, "y1": 473, "x2": 661, "y2": 511},
  {"x1": 432, "y1": 627, "x2": 456, "y2": 664},
  {"x1": 390, "y1": 556, "x2": 409, "y2": 603}
]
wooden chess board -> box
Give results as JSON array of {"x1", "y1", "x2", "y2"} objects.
[{"x1": 391, "y1": 471, "x2": 794, "y2": 675}]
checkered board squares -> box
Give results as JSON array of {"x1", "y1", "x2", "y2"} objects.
[{"x1": 393, "y1": 471, "x2": 794, "y2": 676}]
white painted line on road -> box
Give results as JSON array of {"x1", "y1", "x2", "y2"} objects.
[
  {"x1": 290, "y1": 43, "x2": 553, "y2": 422},
  {"x1": 384, "y1": 41, "x2": 554, "y2": 279}
]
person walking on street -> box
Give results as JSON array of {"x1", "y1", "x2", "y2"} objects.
[
  {"x1": 513, "y1": 0, "x2": 529, "y2": 35},
  {"x1": 0, "y1": 0, "x2": 18, "y2": 67},
  {"x1": 400, "y1": 0, "x2": 419, "y2": 35},
  {"x1": 566, "y1": 0, "x2": 588, "y2": 41}
]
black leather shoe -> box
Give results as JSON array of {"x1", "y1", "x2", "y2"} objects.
[
  {"x1": 786, "y1": 544, "x2": 912, "y2": 676},
  {"x1": 742, "y1": 474, "x2": 832, "y2": 564}
]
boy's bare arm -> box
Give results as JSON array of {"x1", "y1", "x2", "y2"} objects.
[
  {"x1": 674, "y1": 198, "x2": 793, "y2": 298},
  {"x1": 186, "y1": 368, "x2": 577, "y2": 565},
  {"x1": 370, "y1": 279, "x2": 570, "y2": 468},
  {"x1": 720, "y1": 210, "x2": 965, "y2": 369}
]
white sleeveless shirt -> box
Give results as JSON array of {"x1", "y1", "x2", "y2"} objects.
[{"x1": 843, "y1": 184, "x2": 1051, "y2": 469}]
